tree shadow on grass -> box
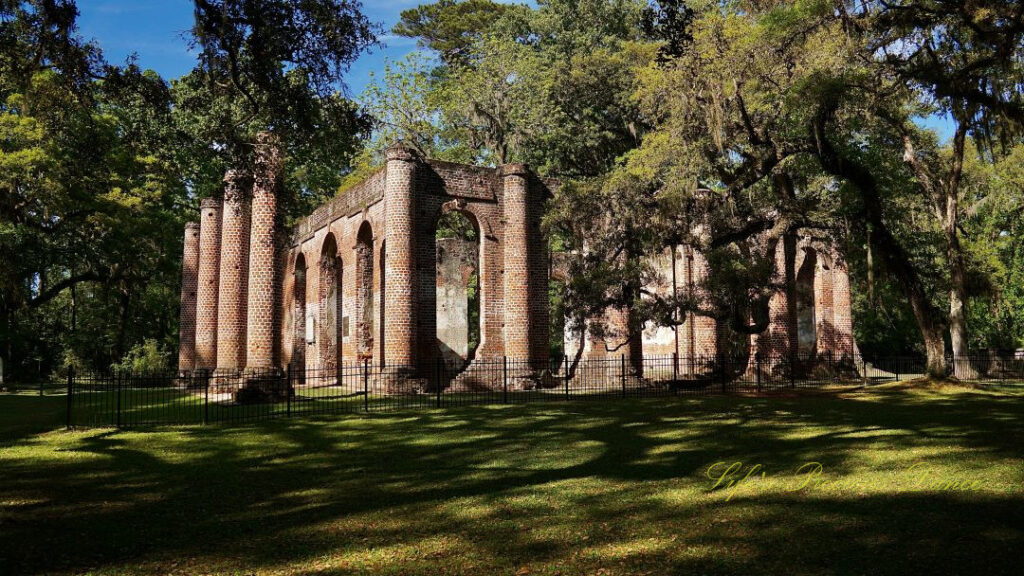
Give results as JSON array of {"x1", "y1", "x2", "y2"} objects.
[
  {"x1": 0, "y1": 391, "x2": 1022, "y2": 575},
  {"x1": 0, "y1": 394, "x2": 67, "y2": 446}
]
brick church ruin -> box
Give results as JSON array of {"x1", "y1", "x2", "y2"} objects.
[{"x1": 176, "y1": 140, "x2": 856, "y2": 385}]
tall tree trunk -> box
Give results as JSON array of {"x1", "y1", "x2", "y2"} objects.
[
  {"x1": 813, "y1": 113, "x2": 948, "y2": 377},
  {"x1": 944, "y1": 122, "x2": 977, "y2": 379},
  {"x1": 866, "y1": 228, "x2": 875, "y2": 303},
  {"x1": 948, "y1": 242, "x2": 974, "y2": 378},
  {"x1": 902, "y1": 117, "x2": 975, "y2": 379},
  {"x1": 626, "y1": 303, "x2": 644, "y2": 377}
]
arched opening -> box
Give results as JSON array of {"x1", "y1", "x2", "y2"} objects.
[
  {"x1": 795, "y1": 248, "x2": 818, "y2": 359},
  {"x1": 292, "y1": 253, "x2": 307, "y2": 379},
  {"x1": 435, "y1": 209, "x2": 481, "y2": 373},
  {"x1": 549, "y1": 265, "x2": 569, "y2": 364},
  {"x1": 355, "y1": 222, "x2": 374, "y2": 361},
  {"x1": 319, "y1": 234, "x2": 341, "y2": 371}
]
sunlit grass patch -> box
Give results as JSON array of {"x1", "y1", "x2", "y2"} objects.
[{"x1": 0, "y1": 389, "x2": 1022, "y2": 575}]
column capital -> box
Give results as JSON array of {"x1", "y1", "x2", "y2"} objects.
[
  {"x1": 200, "y1": 197, "x2": 221, "y2": 210},
  {"x1": 185, "y1": 221, "x2": 200, "y2": 231},
  {"x1": 254, "y1": 131, "x2": 283, "y2": 193},
  {"x1": 223, "y1": 169, "x2": 252, "y2": 202},
  {"x1": 498, "y1": 163, "x2": 530, "y2": 178},
  {"x1": 386, "y1": 142, "x2": 420, "y2": 163}
]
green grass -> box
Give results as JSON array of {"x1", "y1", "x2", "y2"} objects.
[{"x1": 1, "y1": 385, "x2": 1022, "y2": 575}]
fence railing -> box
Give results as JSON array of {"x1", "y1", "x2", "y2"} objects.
[{"x1": 62, "y1": 352, "x2": 1023, "y2": 428}]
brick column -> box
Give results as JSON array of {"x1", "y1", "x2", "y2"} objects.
[
  {"x1": 689, "y1": 247, "x2": 718, "y2": 359},
  {"x1": 832, "y1": 256, "x2": 855, "y2": 362},
  {"x1": 681, "y1": 246, "x2": 717, "y2": 374},
  {"x1": 815, "y1": 253, "x2": 836, "y2": 358},
  {"x1": 319, "y1": 250, "x2": 339, "y2": 371},
  {"x1": 215, "y1": 170, "x2": 252, "y2": 372},
  {"x1": 501, "y1": 164, "x2": 531, "y2": 363},
  {"x1": 383, "y1": 144, "x2": 417, "y2": 368},
  {"x1": 246, "y1": 133, "x2": 282, "y2": 370},
  {"x1": 195, "y1": 198, "x2": 222, "y2": 371},
  {"x1": 177, "y1": 222, "x2": 200, "y2": 373},
  {"x1": 761, "y1": 236, "x2": 795, "y2": 371}
]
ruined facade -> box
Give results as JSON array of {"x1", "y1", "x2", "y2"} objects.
[
  {"x1": 177, "y1": 145, "x2": 553, "y2": 377},
  {"x1": 565, "y1": 236, "x2": 857, "y2": 376},
  {"x1": 177, "y1": 143, "x2": 855, "y2": 383}
]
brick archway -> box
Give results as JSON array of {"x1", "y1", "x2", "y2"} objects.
[
  {"x1": 795, "y1": 247, "x2": 818, "y2": 359},
  {"x1": 292, "y1": 253, "x2": 307, "y2": 378},
  {"x1": 355, "y1": 221, "x2": 375, "y2": 362},
  {"x1": 319, "y1": 233, "x2": 341, "y2": 371},
  {"x1": 432, "y1": 204, "x2": 484, "y2": 373}
]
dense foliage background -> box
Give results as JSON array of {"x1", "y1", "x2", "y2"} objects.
[{"x1": 1, "y1": 0, "x2": 1021, "y2": 381}]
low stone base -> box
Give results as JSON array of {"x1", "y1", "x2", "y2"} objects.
[{"x1": 235, "y1": 368, "x2": 288, "y2": 404}]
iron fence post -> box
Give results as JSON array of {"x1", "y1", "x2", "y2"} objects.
[
  {"x1": 65, "y1": 365, "x2": 74, "y2": 429},
  {"x1": 621, "y1": 355, "x2": 626, "y2": 398},
  {"x1": 564, "y1": 355, "x2": 570, "y2": 399},
  {"x1": 116, "y1": 371, "x2": 123, "y2": 428},
  {"x1": 756, "y1": 354, "x2": 762, "y2": 394},
  {"x1": 204, "y1": 374, "x2": 209, "y2": 425},
  {"x1": 286, "y1": 366, "x2": 292, "y2": 418},
  {"x1": 672, "y1": 352, "x2": 678, "y2": 392},
  {"x1": 502, "y1": 356, "x2": 508, "y2": 404},
  {"x1": 789, "y1": 354, "x2": 796, "y2": 389},
  {"x1": 436, "y1": 360, "x2": 443, "y2": 409},
  {"x1": 363, "y1": 358, "x2": 369, "y2": 412}
]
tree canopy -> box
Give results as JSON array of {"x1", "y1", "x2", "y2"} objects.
[{"x1": 1, "y1": 0, "x2": 1021, "y2": 381}]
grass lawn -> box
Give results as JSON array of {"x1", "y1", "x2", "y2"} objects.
[{"x1": 1, "y1": 385, "x2": 1022, "y2": 575}]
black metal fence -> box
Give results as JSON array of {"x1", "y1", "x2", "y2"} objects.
[{"x1": 63, "y1": 353, "x2": 1023, "y2": 428}]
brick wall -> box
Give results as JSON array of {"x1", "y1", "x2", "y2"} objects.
[{"x1": 274, "y1": 148, "x2": 551, "y2": 376}]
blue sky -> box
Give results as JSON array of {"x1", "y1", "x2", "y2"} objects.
[
  {"x1": 75, "y1": 0, "x2": 952, "y2": 140},
  {"x1": 75, "y1": 0, "x2": 426, "y2": 97}
]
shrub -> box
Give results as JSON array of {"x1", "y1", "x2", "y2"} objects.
[{"x1": 112, "y1": 339, "x2": 168, "y2": 374}]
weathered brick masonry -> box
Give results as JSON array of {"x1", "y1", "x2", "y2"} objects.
[
  {"x1": 194, "y1": 198, "x2": 221, "y2": 371},
  {"x1": 178, "y1": 143, "x2": 854, "y2": 380},
  {"x1": 177, "y1": 222, "x2": 200, "y2": 372},
  {"x1": 246, "y1": 134, "x2": 281, "y2": 371},
  {"x1": 178, "y1": 145, "x2": 553, "y2": 378},
  {"x1": 565, "y1": 236, "x2": 858, "y2": 376},
  {"x1": 215, "y1": 170, "x2": 251, "y2": 373}
]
